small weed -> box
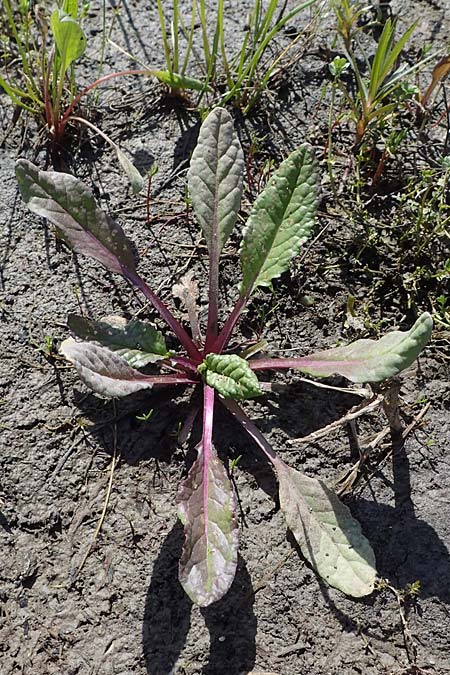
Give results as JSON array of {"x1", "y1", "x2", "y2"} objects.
[
  {"x1": 154, "y1": 0, "x2": 318, "y2": 112},
  {"x1": 136, "y1": 409, "x2": 154, "y2": 422},
  {"x1": 17, "y1": 108, "x2": 432, "y2": 607}
]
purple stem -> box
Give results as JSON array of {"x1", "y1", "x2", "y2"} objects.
[
  {"x1": 143, "y1": 374, "x2": 198, "y2": 386},
  {"x1": 124, "y1": 268, "x2": 202, "y2": 362},
  {"x1": 210, "y1": 291, "x2": 250, "y2": 354},
  {"x1": 248, "y1": 357, "x2": 341, "y2": 372},
  {"x1": 201, "y1": 384, "x2": 216, "y2": 517},
  {"x1": 221, "y1": 398, "x2": 278, "y2": 463},
  {"x1": 167, "y1": 355, "x2": 199, "y2": 373}
]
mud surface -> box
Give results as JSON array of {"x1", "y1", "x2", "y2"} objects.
[{"x1": 1, "y1": 1, "x2": 449, "y2": 674}]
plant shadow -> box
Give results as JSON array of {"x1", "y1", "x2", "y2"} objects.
[{"x1": 142, "y1": 523, "x2": 257, "y2": 675}]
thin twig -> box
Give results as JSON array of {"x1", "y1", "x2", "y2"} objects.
[
  {"x1": 71, "y1": 413, "x2": 120, "y2": 583},
  {"x1": 288, "y1": 393, "x2": 383, "y2": 446}
]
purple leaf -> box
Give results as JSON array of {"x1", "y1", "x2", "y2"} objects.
[
  {"x1": 60, "y1": 338, "x2": 195, "y2": 397},
  {"x1": 16, "y1": 160, "x2": 135, "y2": 275},
  {"x1": 177, "y1": 385, "x2": 238, "y2": 606}
]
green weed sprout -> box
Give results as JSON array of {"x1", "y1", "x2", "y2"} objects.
[
  {"x1": 155, "y1": 0, "x2": 317, "y2": 112},
  {"x1": 332, "y1": 1, "x2": 424, "y2": 143}
]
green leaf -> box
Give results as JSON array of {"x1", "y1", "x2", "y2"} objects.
[
  {"x1": 61, "y1": 0, "x2": 79, "y2": 18},
  {"x1": 240, "y1": 145, "x2": 318, "y2": 295},
  {"x1": 177, "y1": 444, "x2": 239, "y2": 606},
  {"x1": 289, "y1": 312, "x2": 433, "y2": 383},
  {"x1": 16, "y1": 160, "x2": 135, "y2": 276},
  {"x1": 50, "y1": 8, "x2": 86, "y2": 75},
  {"x1": 276, "y1": 461, "x2": 376, "y2": 597},
  {"x1": 60, "y1": 338, "x2": 157, "y2": 397},
  {"x1": 198, "y1": 354, "x2": 261, "y2": 399},
  {"x1": 188, "y1": 107, "x2": 244, "y2": 254},
  {"x1": 116, "y1": 148, "x2": 144, "y2": 194},
  {"x1": 153, "y1": 70, "x2": 208, "y2": 92},
  {"x1": 68, "y1": 315, "x2": 169, "y2": 368}
]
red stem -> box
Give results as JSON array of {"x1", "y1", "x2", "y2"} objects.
[
  {"x1": 58, "y1": 69, "x2": 150, "y2": 135},
  {"x1": 210, "y1": 292, "x2": 250, "y2": 354},
  {"x1": 142, "y1": 374, "x2": 198, "y2": 386},
  {"x1": 123, "y1": 268, "x2": 202, "y2": 363},
  {"x1": 221, "y1": 398, "x2": 278, "y2": 462},
  {"x1": 248, "y1": 357, "x2": 339, "y2": 371},
  {"x1": 201, "y1": 384, "x2": 215, "y2": 518}
]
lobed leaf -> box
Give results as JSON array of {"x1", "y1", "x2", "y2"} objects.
[
  {"x1": 240, "y1": 145, "x2": 318, "y2": 295},
  {"x1": 177, "y1": 444, "x2": 239, "y2": 606},
  {"x1": 276, "y1": 461, "x2": 376, "y2": 597},
  {"x1": 60, "y1": 338, "x2": 157, "y2": 397},
  {"x1": 199, "y1": 354, "x2": 261, "y2": 400},
  {"x1": 188, "y1": 107, "x2": 244, "y2": 254},
  {"x1": 16, "y1": 160, "x2": 135, "y2": 275},
  {"x1": 288, "y1": 312, "x2": 433, "y2": 383},
  {"x1": 68, "y1": 314, "x2": 169, "y2": 368}
]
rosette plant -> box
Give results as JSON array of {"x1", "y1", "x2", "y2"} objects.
[{"x1": 16, "y1": 108, "x2": 432, "y2": 606}]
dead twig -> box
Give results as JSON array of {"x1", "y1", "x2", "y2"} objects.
[
  {"x1": 70, "y1": 407, "x2": 120, "y2": 584},
  {"x1": 288, "y1": 392, "x2": 383, "y2": 446}
]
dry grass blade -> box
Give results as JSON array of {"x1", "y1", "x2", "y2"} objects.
[
  {"x1": 71, "y1": 411, "x2": 120, "y2": 583},
  {"x1": 172, "y1": 270, "x2": 202, "y2": 345}
]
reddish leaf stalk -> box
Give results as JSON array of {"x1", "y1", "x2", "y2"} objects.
[
  {"x1": 222, "y1": 398, "x2": 278, "y2": 462},
  {"x1": 202, "y1": 384, "x2": 215, "y2": 519},
  {"x1": 211, "y1": 291, "x2": 250, "y2": 354},
  {"x1": 58, "y1": 69, "x2": 151, "y2": 137},
  {"x1": 248, "y1": 357, "x2": 342, "y2": 371},
  {"x1": 123, "y1": 268, "x2": 202, "y2": 362}
]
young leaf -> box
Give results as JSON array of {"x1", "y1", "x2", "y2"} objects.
[
  {"x1": 276, "y1": 461, "x2": 376, "y2": 597},
  {"x1": 198, "y1": 354, "x2": 261, "y2": 400},
  {"x1": 240, "y1": 145, "x2": 318, "y2": 295},
  {"x1": 177, "y1": 387, "x2": 238, "y2": 606},
  {"x1": 153, "y1": 70, "x2": 208, "y2": 92},
  {"x1": 188, "y1": 107, "x2": 244, "y2": 255},
  {"x1": 16, "y1": 160, "x2": 135, "y2": 276},
  {"x1": 68, "y1": 314, "x2": 169, "y2": 368},
  {"x1": 50, "y1": 9, "x2": 86, "y2": 75},
  {"x1": 116, "y1": 148, "x2": 144, "y2": 194},
  {"x1": 250, "y1": 313, "x2": 433, "y2": 383},
  {"x1": 60, "y1": 338, "x2": 192, "y2": 397}
]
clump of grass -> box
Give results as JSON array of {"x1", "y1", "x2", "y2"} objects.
[{"x1": 155, "y1": 0, "x2": 318, "y2": 112}]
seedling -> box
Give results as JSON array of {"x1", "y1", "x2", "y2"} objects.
[
  {"x1": 332, "y1": 2, "x2": 424, "y2": 143},
  {"x1": 16, "y1": 108, "x2": 432, "y2": 606}
]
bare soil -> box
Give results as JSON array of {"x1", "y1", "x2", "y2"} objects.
[{"x1": 0, "y1": 2, "x2": 449, "y2": 674}]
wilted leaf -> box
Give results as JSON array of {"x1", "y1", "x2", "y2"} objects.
[
  {"x1": 60, "y1": 338, "x2": 157, "y2": 397},
  {"x1": 50, "y1": 8, "x2": 86, "y2": 75},
  {"x1": 240, "y1": 145, "x2": 318, "y2": 295},
  {"x1": 199, "y1": 354, "x2": 261, "y2": 400},
  {"x1": 276, "y1": 460, "x2": 376, "y2": 597},
  {"x1": 177, "y1": 443, "x2": 239, "y2": 606},
  {"x1": 252, "y1": 312, "x2": 432, "y2": 383},
  {"x1": 172, "y1": 270, "x2": 201, "y2": 345},
  {"x1": 422, "y1": 55, "x2": 450, "y2": 106},
  {"x1": 188, "y1": 107, "x2": 244, "y2": 255},
  {"x1": 68, "y1": 314, "x2": 168, "y2": 368},
  {"x1": 116, "y1": 148, "x2": 144, "y2": 194},
  {"x1": 60, "y1": 338, "x2": 190, "y2": 397},
  {"x1": 16, "y1": 160, "x2": 135, "y2": 275}
]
